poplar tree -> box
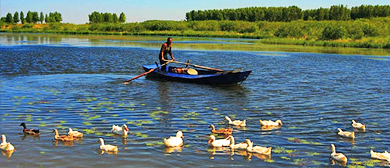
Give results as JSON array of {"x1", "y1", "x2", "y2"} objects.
[
  {"x1": 119, "y1": 12, "x2": 126, "y2": 23},
  {"x1": 14, "y1": 12, "x2": 20, "y2": 23},
  {"x1": 20, "y1": 11, "x2": 25, "y2": 24},
  {"x1": 40, "y1": 12, "x2": 44, "y2": 23}
]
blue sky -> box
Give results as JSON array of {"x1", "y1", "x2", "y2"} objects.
[{"x1": 1, "y1": 0, "x2": 389, "y2": 24}]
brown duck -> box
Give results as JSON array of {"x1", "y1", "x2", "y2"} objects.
[
  {"x1": 53, "y1": 129, "x2": 75, "y2": 141},
  {"x1": 208, "y1": 124, "x2": 233, "y2": 135},
  {"x1": 20, "y1": 123, "x2": 40, "y2": 135}
]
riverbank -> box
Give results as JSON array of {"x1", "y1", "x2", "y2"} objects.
[{"x1": 1, "y1": 18, "x2": 390, "y2": 49}]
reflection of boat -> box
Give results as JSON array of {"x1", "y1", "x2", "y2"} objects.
[{"x1": 143, "y1": 65, "x2": 251, "y2": 85}]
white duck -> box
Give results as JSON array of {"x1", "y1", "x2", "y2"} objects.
[
  {"x1": 111, "y1": 124, "x2": 129, "y2": 136},
  {"x1": 0, "y1": 134, "x2": 15, "y2": 152},
  {"x1": 371, "y1": 150, "x2": 390, "y2": 161},
  {"x1": 208, "y1": 135, "x2": 230, "y2": 147},
  {"x1": 330, "y1": 144, "x2": 347, "y2": 163},
  {"x1": 337, "y1": 128, "x2": 355, "y2": 139},
  {"x1": 351, "y1": 120, "x2": 366, "y2": 130},
  {"x1": 98, "y1": 138, "x2": 118, "y2": 152},
  {"x1": 68, "y1": 128, "x2": 83, "y2": 138},
  {"x1": 164, "y1": 131, "x2": 184, "y2": 147},
  {"x1": 259, "y1": 119, "x2": 283, "y2": 126},
  {"x1": 225, "y1": 116, "x2": 246, "y2": 127},
  {"x1": 227, "y1": 135, "x2": 248, "y2": 150},
  {"x1": 245, "y1": 139, "x2": 272, "y2": 155}
]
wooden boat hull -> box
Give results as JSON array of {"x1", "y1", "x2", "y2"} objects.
[{"x1": 142, "y1": 65, "x2": 251, "y2": 85}]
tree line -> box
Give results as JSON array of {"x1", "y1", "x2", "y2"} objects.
[
  {"x1": 186, "y1": 4, "x2": 390, "y2": 22},
  {"x1": 88, "y1": 12, "x2": 126, "y2": 24},
  {"x1": 1, "y1": 11, "x2": 62, "y2": 24}
]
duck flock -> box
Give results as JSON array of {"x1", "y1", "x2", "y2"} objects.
[{"x1": 1, "y1": 117, "x2": 389, "y2": 165}]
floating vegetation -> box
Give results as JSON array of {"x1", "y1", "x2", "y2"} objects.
[
  {"x1": 150, "y1": 110, "x2": 169, "y2": 120},
  {"x1": 146, "y1": 141, "x2": 164, "y2": 146},
  {"x1": 181, "y1": 112, "x2": 200, "y2": 121},
  {"x1": 95, "y1": 132, "x2": 103, "y2": 136},
  {"x1": 141, "y1": 103, "x2": 146, "y2": 106},
  {"x1": 39, "y1": 122, "x2": 46, "y2": 127},
  {"x1": 135, "y1": 132, "x2": 148, "y2": 138},
  {"x1": 349, "y1": 157, "x2": 382, "y2": 167},
  {"x1": 87, "y1": 115, "x2": 101, "y2": 120},
  {"x1": 280, "y1": 156, "x2": 291, "y2": 160},
  {"x1": 181, "y1": 106, "x2": 190, "y2": 109},
  {"x1": 212, "y1": 108, "x2": 217, "y2": 111},
  {"x1": 127, "y1": 120, "x2": 153, "y2": 126},
  {"x1": 294, "y1": 158, "x2": 306, "y2": 165},
  {"x1": 111, "y1": 114, "x2": 119, "y2": 117},
  {"x1": 288, "y1": 138, "x2": 322, "y2": 145},
  {"x1": 4, "y1": 114, "x2": 10, "y2": 116},
  {"x1": 267, "y1": 112, "x2": 272, "y2": 115},
  {"x1": 156, "y1": 107, "x2": 161, "y2": 109},
  {"x1": 306, "y1": 152, "x2": 320, "y2": 156},
  {"x1": 273, "y1": 147, "x2": 297, "y2": 154},
  {"x1": 332, "y1": 121, "x2": 338, "y2": 123},
  {"x1": 127, "y1": 108, "x2": 135, "y2": 111},
  {"x1": 83, "y1": 128, "x2": 96, "y2": 134},
  {"x1": 40, "y1": 151, "x2": 45, "y2": 154},
  {"x1": 242, "y1": 108, "x2": 248, "y2": 111},
  {"x1": 82, "y1": 122, "x2": 92, "y2": 126},
  {"x1": 105, "y1": 133, "x2": 114, "y2": 137},
  {"x1": 289, "y1": 126, "x2": 297, "y2": 129},
  {"x1": 59, "y1": 121, "x2": 67, "y2": 124}
]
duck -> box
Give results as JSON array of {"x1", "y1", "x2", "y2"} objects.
[
  {"x1": 370, "y1": 150, "x2": 390, "y2": 161},
  {"x1": 227, "y1": 135, "x2": 248, "y2": 150},
  {"x1": 164, "y1": 131, "x2": 184, "y2": 147},
  {"x1": 98, "y1": 138, "x2": 118, "y2": 152},
  {"x1": 351, "y1": 120, "x2": 366, "y2": 130},
  {"x1": 19, "y1": 122, "x2": 40, "y2": 135},
  {"x1": 244, "y1": 139, "x2": 272, "y2": 155},
  {"x1": 259, "y1": 119, "x2": 283, "y2": 126},
  {"x1": 337, "y1": 128, "x2": 355, "y2": 139},
  {"x1": 330, "y1": 144, "x2": 347, "y2": 163},
  {"x1": 208, "y1": 124, "x2": 233, "y2": 135},
  {"x1": 53, "y1": 129, "x2": 75, "y2": 141},
  {"x1": 111, "y1": 124, "x2": 129, "y2": 136},
  {"x1": 225, "y1": 116, "x2": 246, "y2": 127},
  {"x1": 0, "y1": 134, "x2": 15, "y2": 152},
  {"x1": 68, "y1": 128, "x2": 83, "y2": 138},
  {"x1": 208, "y1": 135, "x2": 230, "y2": 147}
]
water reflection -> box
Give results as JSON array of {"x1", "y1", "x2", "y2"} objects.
[
  {"x1": 53, "y1": 140, "x2": 74, "y2": 147},
  {"x1": 245, "y1": 152, "x2": 271, "y2": 161},
  {"x1": 20, "y1": 134, "x2": 40, "y2": 141},
  {"x1": 163, "y1": 146, "x2": 183, "y2": 154},
  {"x1": 329, "y1": 158, "x2": 347, "y2": 167},
  {"x1": 1, "y1": 150, "x2": 14, "y2": 159},
  {"x1": 96, "y1": 148, "x2": 118, "y2": 155}
]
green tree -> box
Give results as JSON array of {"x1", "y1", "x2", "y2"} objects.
[
  {"x1": 113, "y1": 13, "x2": 118, "y2": 23},
  {"x1": 40, "y1": 12, "x2": 44, "y2": 23},
  {"x1": 13, "y1": 12, "x2": 20, "y2": 23},
  {"x1": 119, "y1": 12, "x2": 126, "y2": 23},
  {"x1": 6, "y1": 13, "x2": 13, "y2": 23},
  {"x1": 26, "y1": 11, "x2": 33, "y2": 23},
  {"x1": 45, "y1": 14, "x2": 48, "y2": 23},
  {"x1": 20, "y1": 11, "x2": 25, "y2": 24},
  {"x1": 32, "y1": 12, "x2": 39, "y2": 23}
]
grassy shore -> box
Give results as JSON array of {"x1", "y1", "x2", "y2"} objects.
[{"x1": 1, "y1": 18, "x2": 390, "y2": 49}]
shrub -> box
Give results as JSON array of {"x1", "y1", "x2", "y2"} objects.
[{"x1": 321, "y1": 25, "x2": 347, "y2": 40}]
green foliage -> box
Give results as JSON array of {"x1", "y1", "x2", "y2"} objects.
[
  {"x1": 321, "y1": 25, "x2": 347, "y2": 40},
  {"x1": 13, "y1": 12, "x2": 20, "y2": 24},
  {"x1": 6, "y1": 13, "x2": 13, "y2": 24},
  {"x1": 187, "y1": 4, "x2": 390, "y2": 22},
  {"x1": 89, "y1": 11, "x2": 125, "y2": 24},
  {"x1": 119, "y1": 12, "x2": 126, "y2": 23}
]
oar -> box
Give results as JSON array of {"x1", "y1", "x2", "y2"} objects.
[
  {"x1": 122, "y1": 61, "x2": 171, "y2": 84},
  {"x1": 170, "y1": 61, "x2": 225, "y2": 72}
]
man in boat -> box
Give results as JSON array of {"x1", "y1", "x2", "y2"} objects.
[{"x1": 159, "y1": 37, "x2": 175, "y2": 71}]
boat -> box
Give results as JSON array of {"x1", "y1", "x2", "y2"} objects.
[{"x1": 142, "y1": 64, "x2": 251, "y2": 85}]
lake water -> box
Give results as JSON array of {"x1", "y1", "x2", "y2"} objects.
[{"x1": 0, "y1": 33, "x2": 390, "y2": 167}]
